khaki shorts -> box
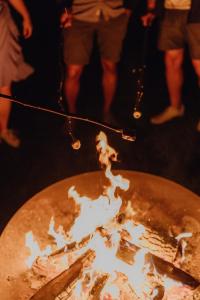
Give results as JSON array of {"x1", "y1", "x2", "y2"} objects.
[
  {"x1": 63, "y1": 13, "x2": 130, "y2": 65},
  {"x1": 158, "y1": 10, "x2": 200, "y2": 59}
]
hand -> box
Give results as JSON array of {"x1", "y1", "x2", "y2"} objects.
[
  {"x1": 60, "y1": 9, "x2": 72, "y2": 28},
  {"x1": 22, "y1": 17, "x2": 33, "y2": 38},
  {"x1": 141, "y1": 12, "x2": 155, "y2": 27}
]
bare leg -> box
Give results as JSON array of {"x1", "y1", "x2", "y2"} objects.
[
  {"x1": 150, "y1": 49, "x2": 185, "y2": 124},
  {"x1": 0, "y1": 86, "x2": 20, "y2": 147},
  {"x1": 191, "y1": 59, "x2": 200, "y2": 87},
  {"x1": 0, "y1": 86, "x2": 12, "y2": 131},
  {"x1": 63, "y1": 64, "x2": 84, "y2": 114},
  {"x1": 101, "y1": 59, "x2": 118, "y2": 114},
  {"x1": 165, "y1": 49, "x2": 184, "y2": 108}
]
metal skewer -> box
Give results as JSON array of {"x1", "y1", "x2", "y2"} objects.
[{"x1": 0, "y1": 93, "x2": 136, "y2": 143}]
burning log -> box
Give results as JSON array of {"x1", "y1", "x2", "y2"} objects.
[
  {"x1": 189, "y1": 285, "x2": 200, "y2": 299},
  {"x1": 89, "y1": 274, "x2": 109, "y2": 299},
  {"x1": 30, "y1": 235, "x2": 92, "y2": 280},
  {"x1": 117, "y1": 237, "x2": 200, "y2": 297},
  {"x1": 118, "y1": 213, "x2": 178, "y2": 264},
  {"x1": 122, "y1": 232, "x2": 200, "y2": 283},
  {"x1": 131, "y1": 222, "x2": 177, "y2": 263},
  {"x1": 118, "y1": 235, "x2": 200, "y2": 283},
  {"x1": 48, "y1": 234, "x2": 91, "y2": 258},
  {"x1": 30, "y1": 249, "x2": 95, "y2": 300},
  {"x1": 161, "y1": 283, "x2": 199, "y2": 300},
  {"x1": 173, "y1": 216, "x2": 200, "y2": 283},
  {"x1": 118, "y1": 212, "x2": 200, "y2": 282}
]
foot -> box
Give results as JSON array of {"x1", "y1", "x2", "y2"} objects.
[
  {"x1": 0, "y1": 129, "x2": 20, "y2": 148},
  {"x1": 150, "y1": 105, "x2": 185, "y2": 125}
]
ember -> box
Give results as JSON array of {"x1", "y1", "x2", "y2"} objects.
[{"x1": 22, "y1": 131, "x2": 199, "y2": 300}]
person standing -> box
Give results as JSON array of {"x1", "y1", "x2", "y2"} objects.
[
  {"x1": 0, "y1": 0, "x2": 33, "y2": 147},
  {"x1": 142, "y1": 0, "x2": 200, "y2": 128},
  {"x1": 60, "y1": 0, "x2": 134, "y2": 122}
]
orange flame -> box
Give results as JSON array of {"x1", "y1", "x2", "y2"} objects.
[
  {"x1": 25, "y1": 231, "x2": 52, "y2": 268},
  {"x1": 25, "y1": 131, "x2": 192, "y2": 298}
]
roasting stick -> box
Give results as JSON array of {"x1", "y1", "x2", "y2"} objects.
[{"x1": 0, "y1": 93, "x2": 136, "y2": 142}]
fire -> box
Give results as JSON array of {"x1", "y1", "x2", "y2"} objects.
[
  {"x1": 25, "y1": 231, "x2": 52, "y2": 268},
  {"x1": 48, "y1": 216, "x2": 68, "y2": 248},
  {"x1": 25, "y1": 131, "x2": 193, "y2": 299},
  {"x1": 67, "y1": 186, "x2": 122, "y2": 243}
]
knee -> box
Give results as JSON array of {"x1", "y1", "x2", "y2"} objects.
[
  {"x1": 66, "y1": 65, "x2": 83, "y2": 81},
  {"x1": 101, "y1": 60, "x2": 117, "y2": 76},
  {"x1": 165, "y1": 52, "x2": 183, "y2": 70}
]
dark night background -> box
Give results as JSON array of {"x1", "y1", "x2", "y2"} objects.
[{"x1": 0, "y1": 0, "x2": 200, "y2": 233}]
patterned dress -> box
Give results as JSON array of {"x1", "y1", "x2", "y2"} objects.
[{"x1": 0, "y1": 0, "x2": 33, "y2": 87}]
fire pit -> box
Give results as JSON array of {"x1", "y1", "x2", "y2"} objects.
[{"x1": 1, "y1": 133, "x2": 200, "y2": 300}]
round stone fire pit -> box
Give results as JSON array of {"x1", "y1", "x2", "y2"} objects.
[{"x1": 0, "y1": 170, "x2": 200, "y2": 300}]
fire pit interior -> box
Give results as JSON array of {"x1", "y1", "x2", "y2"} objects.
[{"x1": 1, "y1": 132, "x2": 200, "y2": 300}]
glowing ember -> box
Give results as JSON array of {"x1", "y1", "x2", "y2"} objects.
[
  {"x1": 25, "y1": 131, "x2": 195, "y2": 299},
  {"x1": 175, "y1": 232, "x2": 193, "y2": 265},
  {"x1": 175, "y1": 232, "x2": 193, "y2": 242}
]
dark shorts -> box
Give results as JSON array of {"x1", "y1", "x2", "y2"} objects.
[
  {"x1": 63, "y1": 13, "x2": 130, "y2": 65},
  {"x1": 158, "y1": 10, "x2": 200, "y2": 59}
]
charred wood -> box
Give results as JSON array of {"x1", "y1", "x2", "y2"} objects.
[
  {"x1": 118, "y1": 236, "x2": 200, "y2": 287},
  {"x1": 117, "y1": 213, "x2": 200, "y2": 282},
  {"x1": 88, "y1": 274, "x2": 109, "y2": 300},
  {"x1": 30, "y1": 249, "x2": 95, "y2": 300},
  {"x1": 49, "y1": 235, "x2": 91, "y2": 257}
]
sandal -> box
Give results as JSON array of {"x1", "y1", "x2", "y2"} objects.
[{"x1": 0, "y1": 129, "x2": 21, "y2": 148}]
